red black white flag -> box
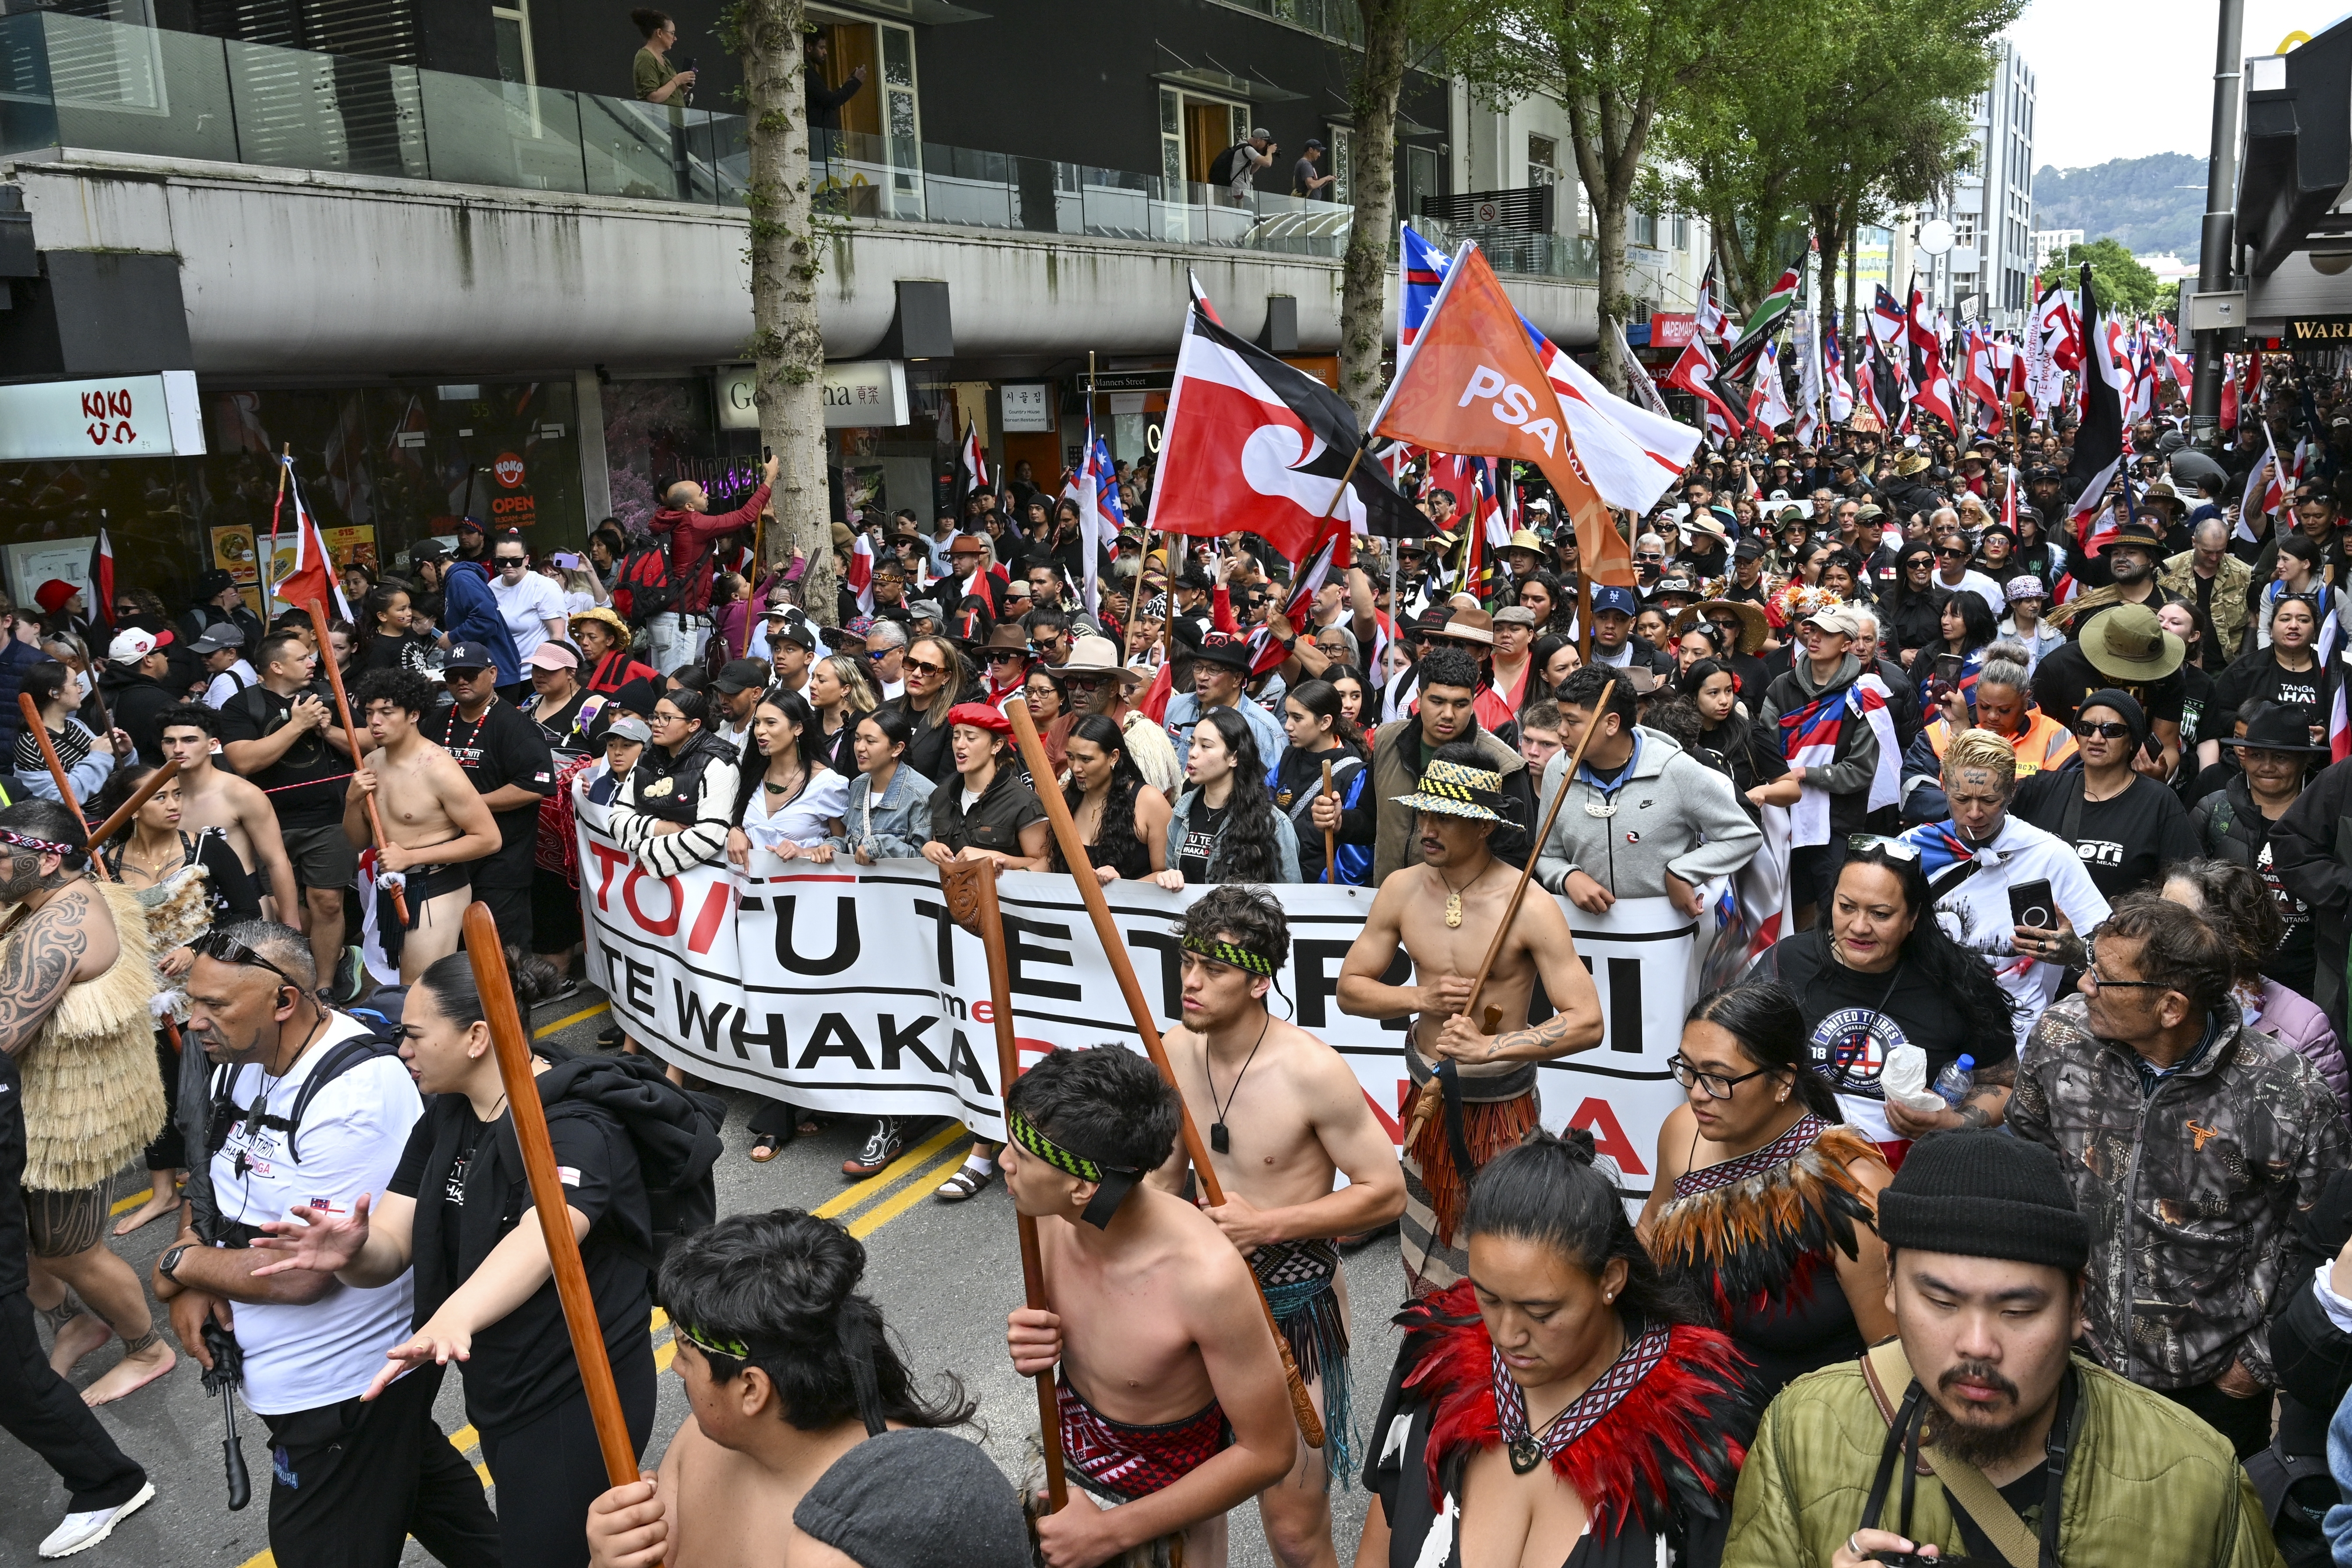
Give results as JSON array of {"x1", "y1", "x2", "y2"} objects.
[
  {"x1": 1147, "y1": 304, "x2": 1420, "y2": 556},
  {"x1": 2064, "y1": 263, "x2": 2129, "y2": 535}
]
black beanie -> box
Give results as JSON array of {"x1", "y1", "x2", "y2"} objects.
[
  {"x1": 1875, "y1": 1132, "x2": 2089, "y2": 1273},
  {"x1": 2079, "y1": 686, "x2": 2148, "y2": 753},
  {"x1": 793, "y1": 1429, "x2": 1029, "y2": 1568}
]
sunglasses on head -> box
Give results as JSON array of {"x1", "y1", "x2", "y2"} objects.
[{"x1": 196, "y1": 929, "x2": 307, "y2": 993}]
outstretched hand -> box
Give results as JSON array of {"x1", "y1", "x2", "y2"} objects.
[
  {"x1": 365, "y1": 1318, "x2": 470, "y2": 1400},
  {"x1": 250, "y1": 1190, "x2": 373, "y2": 1277}
]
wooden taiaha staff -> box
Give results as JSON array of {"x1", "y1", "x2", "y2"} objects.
[
  {"x1": 1402, "y1": 675, "x2": 1617, "y2": 1145},
  {"x1": 937, "y1": 859, "x2": 1067, "y2": 1512},
  {"x1": 302, "y1": 600, "x2": 408, "y2": 927},
  {"x1": 1319, "y1": 759, "x2": 1337, "y2": 884},
  {"x1": 464, "y1": 904, "x2": 640, "y2": 1487},
  {"x1": 1003, "y1": 696, "x2": 1325, "y2": 1450}
]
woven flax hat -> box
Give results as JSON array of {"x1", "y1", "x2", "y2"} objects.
[{"x1": 1392, "y1": 757, "x2": 1512, "y2": 823}]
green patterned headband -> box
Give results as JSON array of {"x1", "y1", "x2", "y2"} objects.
[
  {"x1": 1006, "y1": 1106, "x2": 1139, "y2": 1228},
  {"x1": 675, "y1": 1320, "x2": 752, "y2": 1361},
  {"x1": 1181, "y1": 935, "x2": 1275, "y2": 978},
  {"x1": 1007, "y1": 1107, "x2": 1104, "y2": 1183}
]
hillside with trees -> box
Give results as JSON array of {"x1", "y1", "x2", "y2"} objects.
[{"x1": 2031, "y1": 152, "x2": 2207, "y2": 255}]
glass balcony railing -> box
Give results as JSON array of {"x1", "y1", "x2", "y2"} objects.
[{"x1": 0, "y1": 11, "x2": 1595, "y2": 281}]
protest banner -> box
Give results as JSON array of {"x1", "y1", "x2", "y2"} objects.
[{"x1": 576, "y1": 797, "x2": 1707, "y2": 1199}]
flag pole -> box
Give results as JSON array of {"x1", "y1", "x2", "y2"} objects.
[{"x1": 305, "y1": 599, "x2": 408, "y2": 928}]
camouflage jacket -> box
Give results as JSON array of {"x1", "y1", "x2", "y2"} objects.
[
  {"x1": 2159, "y1": 549, "x2": 2253, "y2": 663},
  {"x1": 2010, "y1": 994, "x2": 2348, "y2": 1389}
]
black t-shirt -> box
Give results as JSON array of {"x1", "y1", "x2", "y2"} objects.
[
  {"x1": 2013, "y1": 769, "x2": 2202, "y2": 901},
  {"x1": 2178, "y1": 662, "x2": 2215, "y2": 753},
  {"x1": 1748, "y1": 930, "x2": 2006, "y2": 1104},
  {"x1": 1178, "y1": 797, "x2": 1229, "y2": 882},
  {"x1": 217, "y1": 682, "x2": 353, "y2": 828},
  {"x1": 2209, "y1": 652, "x2": 2329, "y2": 743},
  {"x1": 2030, "y1": 640, "x2": 2187, "y2": 729},
  {"x1": 425, "y1": 700, "x2": 555, "y2": 888},
  {"x1": 389, "y1": 1103, "x2": 652, "y2": 1435}
]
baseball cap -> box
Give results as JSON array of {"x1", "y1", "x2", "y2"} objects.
[
  {"x1": 108, "y1": 627, "x2": 173, "y2": 665},
  {"x1": 1733, "y1": 538, "x2": 1767, "y2": 561},
  {"x1": 1590, "y1": 585, "x2": 1638, "y2": 618},
  {"x1": 1800, "y1": 605, "x2": 1862, "y2": 638},
  {"x1": 771, "y1": 619, "x2": 817, "y2": 652},
  {"x1": 604, "y1": 714, "x2": 652, "y2": 746},
  {"x1": 191, "y1": 623, "x2": 246, "y2": 656},
  {"x1": 527, "y1": 642, "x2": 580, "y2": 672},
  {"x1": 712, "y1": 658, "x2": 770, "y2": 694},
  {"x1": 443, "y1": 640, "x2": 498, "y2": 671}
]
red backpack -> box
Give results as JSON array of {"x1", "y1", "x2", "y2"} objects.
[{"x1": 612, "y1": 542, "x2": 678, "y2": 625}]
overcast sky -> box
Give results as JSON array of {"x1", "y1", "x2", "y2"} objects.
[{"x1": 2011, "y1": 0, "x2": 2343, "y2": 170}]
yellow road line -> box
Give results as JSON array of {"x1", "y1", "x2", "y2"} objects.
[
  {"x1": 810, "y1": 1122, "x2": 965, "y2": 1220},
  {"x1": 847, "y1": 1147, "x2": 970, "y2": 1238},
  {"x1": 535, "y1": 1000, "x2": 611, "y2": 1039}
]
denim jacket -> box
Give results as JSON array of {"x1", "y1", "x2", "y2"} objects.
[{"x1": 828, "y1": 763, "x2": 933, "y2": 860}]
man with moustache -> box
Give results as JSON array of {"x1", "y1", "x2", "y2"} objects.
[{"x1": 1722, "y1": 1132, "x2": 2280, "y2": 1568}]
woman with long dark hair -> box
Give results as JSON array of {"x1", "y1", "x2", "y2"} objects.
[
  {"x1": 250, "y1": 949, "x2": 683, "y2": 1568},
  {"x1": 728, "y1": 688, "x2": 848, "y2": 874},
  {"x1": 1047, "y1": 714, "x2": 1169, "y2": 884},
  {"x1": 1681, "y1": 657, "x2": 1792, "y2": 818},
  {"x1": 827, "y1": 705, "x2": 932, "y2": 865},
  {"x1": 11, "y1": 657, "x2": 127, "y2": 804},
  {"x1": 2211, "y1": 591, "x2": 2333, "y2": 742},
  {"x1": 1359, "y1": 1131, "x2": 1750, "y2": 1568},
  {"x1": 1882, "y1": 545, "x2": 1943, "y2": 669},
  {"x1": 1744, "y1": 839, "x2": 2019, "y2": 1163},
  {"x1": 1154, "y1": 705, "x2": 1298, "y2": 887},
  {"x1": 1933, "y1": 586, "x2": 1998, "y2": 669},
  {"x1": 1639, "y1": 981, "x2": 1895, "y2": 1404},
  {"x1": 1513, "y1": 570, "x2": 1574, "y2": 640},
  {"x1": 1273, "y1": 679, "x2": 1366, "y2": 885}
]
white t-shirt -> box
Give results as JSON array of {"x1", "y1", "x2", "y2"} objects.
[
  {"x1": 210, "y1": 1011, "x2": 421, "y2": 1416},
  {"x1": 1900, "y1": 815, "x2": 2110, "y2": 1045},
  {"x1": 741, "y1": 768, "x2": 851, "y2": 871},
  {"x1": 492, "y1": 573, "x2": 568, "y2": 663},
  {"x1": 1937, "y1": 568, "x2": 2007, "y2": 617},
  {"x1": 203, "y1": 659, "x2": 260, "y2": 710}
]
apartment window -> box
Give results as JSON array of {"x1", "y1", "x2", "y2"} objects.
[
  {"x1": 1159, "y1": 86, "x2": 1184, "y2": 187},
  {"x1": 1631, "y1": 209, "x2": 1656, "y2": 247},
  {"x1": 1527, "y1": 134, "x2": 1558, "y2": 189},
  {"x1": 491, "y1": 0, "x2": 534, "y2": 85},
  {"x1": 1327, "y1": 124, "x2": 1352, "y2": 204},
  {"x1": 1671, "y1": 212, "x2": 1688, "y2": 250}
]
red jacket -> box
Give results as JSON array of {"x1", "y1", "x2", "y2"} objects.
[{"x1": 652, "y1": 484, "x2": 769, "y2": 616}]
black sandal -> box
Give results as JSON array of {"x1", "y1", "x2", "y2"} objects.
[{"x1": 749, "y1": 1132, "x2": 785, "y2": 1163}]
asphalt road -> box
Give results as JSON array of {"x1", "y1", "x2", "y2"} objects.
[{"x1": 1, "y1": 989, "x2": 1399, "y2": 1568}]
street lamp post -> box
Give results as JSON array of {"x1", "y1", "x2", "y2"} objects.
[{"x1": 2190, "y1": 0, "x2": 2247, "y2": 448}]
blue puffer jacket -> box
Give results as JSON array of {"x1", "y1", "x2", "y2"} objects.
[
  {"x1": 439, "y1": 561, "x2": 522, "y2": 686},
  {"x1": 0, "y1": 636, "x2": 45, "y2": 740}
]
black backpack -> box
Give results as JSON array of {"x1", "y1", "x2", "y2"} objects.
[
  {"x1": 201, "y1": 1001, "x2": 410, "y2": 1235},
  {"x1": 533, "y1": 1047, "x2": 725, "y2": 1266},
  {"x1": 614, "y1": 543, "x2": 678, "y2": 626},
  {"x1": 1207, "y1": 142, "x2": 1243, "y2": 188}
]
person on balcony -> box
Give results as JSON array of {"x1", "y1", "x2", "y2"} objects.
[
  {"x1": 1292, "y1": 138, "x2": 1335, "y2": 200},
  {"x1": 805, "y1": 31, "x2": 867, "y2": 144}
]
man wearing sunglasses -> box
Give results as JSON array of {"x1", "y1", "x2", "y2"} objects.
[
  {"x1": 1929, "y1": 531, "x2": 2005, "y2": 617},
  {"x1": 2008, "y1": 893, "x2": 2347, "y2": 1461},
  {"x1": 0, "y1": 801, "x2": 158, "y2": 1557}
]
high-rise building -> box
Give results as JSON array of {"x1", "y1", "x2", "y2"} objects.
[{"x1": 1951, "y1": 38, "x2": 2038, "y2": 330}]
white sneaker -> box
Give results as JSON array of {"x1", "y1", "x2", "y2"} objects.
[{"x1": 39, "y1": 1481, "x2": 155, "y2": 1558}]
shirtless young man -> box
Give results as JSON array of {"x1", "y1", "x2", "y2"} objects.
[
  {"x1": 1149, "y1": 887, "x2": 1403, "y2": 1568},
  {"x1": 584, "y1": 1209, "x2": 1026, "y2": 1568},
  {"x1": 157, "y1": 703, "x2": 299, "y2": 921},
  {"x1": 1005, "y1": 1045, "x2": 1295, "y2": 1568},
  {"x1": 1334, "y1": 744, "x2": 1603, "y2": 1295},
  {"x1": 344, "y1": 668, "x2": 499, "y2": 980}
]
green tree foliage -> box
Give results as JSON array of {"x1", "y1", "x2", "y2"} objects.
[{"x1": 2040, "y1": 239, "x2": 2162, "y2": 317}]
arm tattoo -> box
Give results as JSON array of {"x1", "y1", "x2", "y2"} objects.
[
  {"x1": 1972, "y1": 1059, "x2": 2018, "y2": 1089},
  {"x1": 0, "y1": 902, "x2": 88, "y2": 1057}
]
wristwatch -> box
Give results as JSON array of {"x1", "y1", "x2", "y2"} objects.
[{"x1": 157, "y1": 1242, "x2": 194, "y2": 1283}]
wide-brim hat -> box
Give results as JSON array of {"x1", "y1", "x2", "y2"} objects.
[
  {"x1": 1437, "y1": 607, "x2": 1496, "y2": 646},
  {"x1": 1505, "y1": 529, "x2": 1548, "y2": 555},
  {"x1": 569, "y1": 605, "x2": 633, "y2": 650},
  {"x1": 2139, "y1": 482, "x2": 2186, "y2": 514},
  {"x1": 1675, "y1": 598, "x2": 1768, "y2": 654},
  {"x1": 2222, "y1": 701, "x2": 2333, "y2": 753},
  {"x1": 981, "y1": 623, "x2": 1032, "y2": 654},
  {"x1": 1190, "y1": 630, "x2": 1254, "y2": 671},
  {"x1": 1895, "y1": 452, "x2": 1932, "y2": 476},
  {"x1": 2099, "y1": 518, "x2": 2169, "y2": 556},
  {"x1": 1392, "y1": 757, "x2": 1513, "y2": 823},
  {"x1": 2079, "y1": 602, "x2": 2184, "y2": 682},
  {"x1": 1057, "y1": 634, "x2": 1125, "y2": 677}
]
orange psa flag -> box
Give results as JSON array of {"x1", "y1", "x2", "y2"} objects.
[{"x1": 1371, "y1": 243, "x2": 1634, "y2": 586}]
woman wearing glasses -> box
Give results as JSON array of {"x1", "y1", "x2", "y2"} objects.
[
  {"x1": 888, "y1": 634, "x2": 972, "y2": 785},
  {"x1": 1881, "y1": 544, "x2": 1943, "y2": 670},
  {"x1": 1640, "y1": 981, "x2": 1894, "y2": 1405},
  {"x1": 1746, "y1": 836, "x2": 2025, "y2": 1164},
  {"x1": 486, "y1": 535, "x2": 567, "y2": 688},
  {"x1": 2014, "y1": 689, "x2": 2203, "y2": 903}
]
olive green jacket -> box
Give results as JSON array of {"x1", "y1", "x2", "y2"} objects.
[{"x1": 1722, "y1": 1350, "x2": 2283, "y2": 1568}]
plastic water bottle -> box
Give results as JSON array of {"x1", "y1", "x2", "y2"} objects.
[{"x1": 1931, "y1": 1054, "x2": 1976, "y2": 1110}]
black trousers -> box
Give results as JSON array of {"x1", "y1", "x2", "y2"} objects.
[
  {"x1": 0, "y1": 1049, "x2": 148, "y2": 1512},
  {"x1": 261, "y1": 1363, "x2": 499, "y2": 1568},
  {"x1": 478, "y1": 1369, "x2": 657, "y2": 1568},
  {"x1": 2164, "y1": 1378, "x2": 2274, "y2": 1460},
  {"x1": 0, "y1": 1291, "x2": 149, "y2": 1512},
  {"x1": 472, "y1": 881, "x2": 533, "y2": 961}
]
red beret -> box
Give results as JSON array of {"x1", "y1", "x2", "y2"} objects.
[{"x1": 946, "y1": 701, "x2": 1011, "y2": 737}]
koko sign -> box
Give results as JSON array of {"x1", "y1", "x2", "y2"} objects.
[{"x1": 0, "y1": 372, "x2": 205, "y2": 462}]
